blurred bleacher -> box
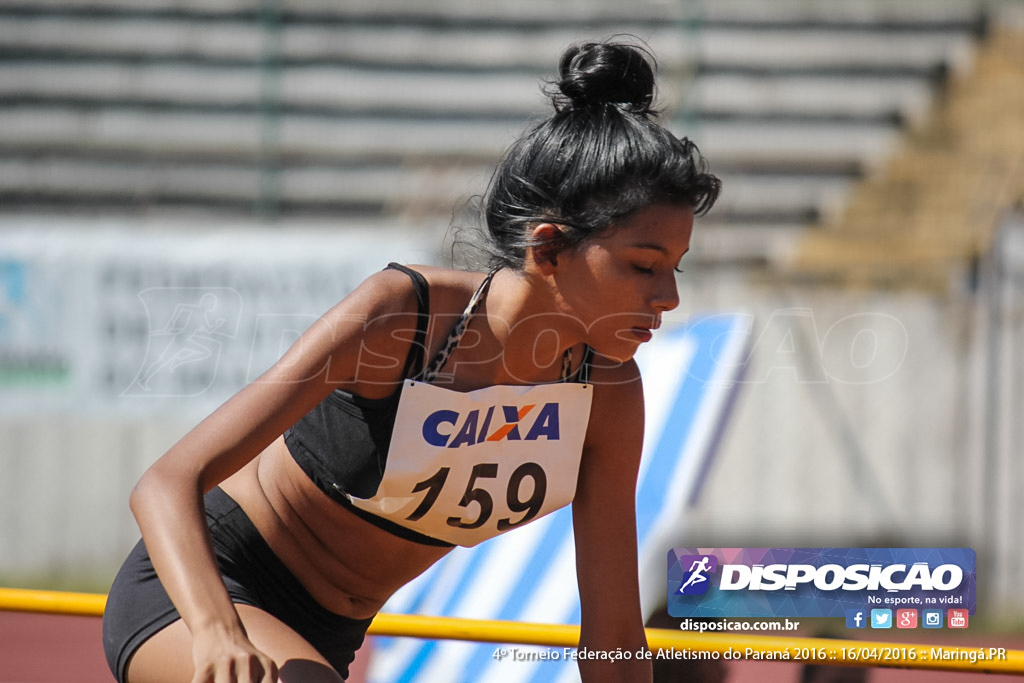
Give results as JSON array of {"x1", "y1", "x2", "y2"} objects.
[
  {"x1": 794, "y1": 7, "x2": 1024, "y2": 290},
  {"x1": 0, "y1": 0, "x2": 990, "y2": 269}
]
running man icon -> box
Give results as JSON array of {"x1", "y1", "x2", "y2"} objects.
[
  {"x1": 678, "y1": 555, "x2": 716, "y2": 595},
  {"x1": 124, "y1": 287, "x2": 242, "y2": 397},
  {"x1": 137, "y1": 293, "x2": 226, "y2": 390}
]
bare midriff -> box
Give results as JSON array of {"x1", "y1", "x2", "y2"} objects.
[{"x1": 219, "y1": 436, "x2": 452, "y2": 621}]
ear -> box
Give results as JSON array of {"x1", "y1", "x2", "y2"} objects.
[{"x1": 528, "y1": 223, "x2": 566, "y2": 269}]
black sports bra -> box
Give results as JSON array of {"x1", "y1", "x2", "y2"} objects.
[{"x1": 283, "y1": 263, "x2": 593, "y2": 546}]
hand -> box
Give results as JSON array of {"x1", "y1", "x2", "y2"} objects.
[{"x1": 190, "y1": 629, "x2": 278, "y2": 683}]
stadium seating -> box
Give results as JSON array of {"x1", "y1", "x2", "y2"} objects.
[{"x1": 0, "y1": 0, "x2": 988, "y2": 267}]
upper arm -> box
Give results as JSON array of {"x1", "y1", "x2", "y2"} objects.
[
  {"x1": 141, "y1": 267, "x2": 424, "y2": 492},
  {"x1": 572, "y1": 359, "x2": 647, "y2": 644},
  {"x1": 574, "y1": 359, "x2": 645, "y2": 534}
]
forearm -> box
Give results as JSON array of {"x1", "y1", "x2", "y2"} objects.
[
  {"x1": 573, "y1": 369, "x2": 651, "y2": 681},
  {"x1": 125, "y1": 376, "x2": 306, "y2": 638},
  {"x1": 130, "y1": 466, "x2": 245, "y2": 639}
]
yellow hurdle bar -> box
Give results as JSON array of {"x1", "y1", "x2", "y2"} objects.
[
  {"x1": 0, "y1": 586, "x2": 107, "y2": 617},
  {"x1": 3, "y1": 587, "x2": 1023, "y2": 675}
]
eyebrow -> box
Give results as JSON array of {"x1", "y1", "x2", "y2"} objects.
[
  {"x1": 630, "y1": 242, "x2": 668, "y2": 254},
  {"x1": 629, "y1": 243, "x2": 690, "y2": 258}
]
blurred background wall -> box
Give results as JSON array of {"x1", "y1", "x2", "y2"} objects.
[{"x1": 0, "y1": 0, "x2": 1022, "y2": 629}]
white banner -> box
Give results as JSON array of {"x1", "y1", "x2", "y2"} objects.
[{"x1": 0, "y1": 224, "x2": 437, "y2": 416}]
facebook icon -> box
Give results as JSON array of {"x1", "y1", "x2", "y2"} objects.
[{"x1": 846, "y1": 609, "x2": 866, "y2": 629}]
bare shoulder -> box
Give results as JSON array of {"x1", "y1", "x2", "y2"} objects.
[
  {"x1": 320, "y1": 264, "x2": 471, "y2": 320},
  {"x1": 399, "y1": 263, "x2": 488, "y2": 303},
  {"x1": 308, "y1": 265, "x2": 487, "y2": 389},
  {"x1": 399, "y1": 266, "x2": 501, "y2": 334},
  {"x1": 585, "y1": 357, "x2": 645, "y2": 447},
  {"x1": 589, "y1": 357, "x2": 644, "y2": 406},
  {"x1": 338, "y1": 265, "x2": 425, "y2": 317}
]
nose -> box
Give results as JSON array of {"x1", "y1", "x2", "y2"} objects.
[{"x1": 653, "y1": 269, "x2": 680, "y2": 312}]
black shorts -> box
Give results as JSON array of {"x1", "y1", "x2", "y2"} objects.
[{"x1": 102, "y1": 487, "x2": 374, "y2": 682}]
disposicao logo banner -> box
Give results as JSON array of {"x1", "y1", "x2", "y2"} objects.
[{"x1": 667, "y1": 548, "x2": 976, "y2": 618}]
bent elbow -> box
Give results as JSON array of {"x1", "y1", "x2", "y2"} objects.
[
  {"x1": 128, "y1": 462, "x2": 192, "y2": 522},
  {"x1": 128, "y1": 469, "x2": 159, "y2": 520}
]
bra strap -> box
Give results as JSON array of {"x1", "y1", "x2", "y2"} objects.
[
  {"x1": 384, "y1": 262, "x2": 430, "y2": 380},
  {"x1": 421, "y1": 268, "x2": 499, "y2": 383},
  {"x1": 560, "y1": 345, "x2": 594, "y2": 383}
]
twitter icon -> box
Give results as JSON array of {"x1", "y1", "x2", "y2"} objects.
[{"x1": 871, "y1": 609, "x2": 892, "y2": 629}]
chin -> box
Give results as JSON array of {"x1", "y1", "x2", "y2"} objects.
[{"x1": 590, "y1": 338, "x2": 643, "y2": 364}]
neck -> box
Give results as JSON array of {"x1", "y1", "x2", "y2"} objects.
[{"x1": 474, "y1": 268, "x2": 585, "y2": 385}]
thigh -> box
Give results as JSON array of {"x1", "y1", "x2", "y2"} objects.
[{"x1": 126, "y1": 605, "x2": 344, "y2": 683}]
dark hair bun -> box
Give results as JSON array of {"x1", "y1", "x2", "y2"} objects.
[{"x1": 552, "y1": 40, "x2": 658, "y2": 116}]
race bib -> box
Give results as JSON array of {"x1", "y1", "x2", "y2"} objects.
[{"x1": 348, "y1": 379, "x2": 592, "y2": 546}]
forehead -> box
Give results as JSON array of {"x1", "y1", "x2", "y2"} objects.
[{"x1": 603, "y1": 204, "x2": 695, "y2": 251}]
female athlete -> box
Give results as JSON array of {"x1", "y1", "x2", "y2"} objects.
[{"x1": 102, "y1": 38, "x2": 721, "y2": 683}]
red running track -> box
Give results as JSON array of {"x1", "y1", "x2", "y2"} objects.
[{"x1": 0, "y1": 612, "x2": 110, "y2": 683}]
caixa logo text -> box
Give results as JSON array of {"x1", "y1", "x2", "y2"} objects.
[
  {"x1": 719, "y1": 562, "x2": 964, "y2": 592},
  {"x1": 422, "y1": 403, "x2": 561, "y2": 448}
]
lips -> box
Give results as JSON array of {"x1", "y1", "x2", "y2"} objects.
[
  {"x1": 628, "y1": 313, "x2": 661, "y2": 342},
  {"x1": 629, "y1": 326, "x2": 654, "y2": 342}
]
